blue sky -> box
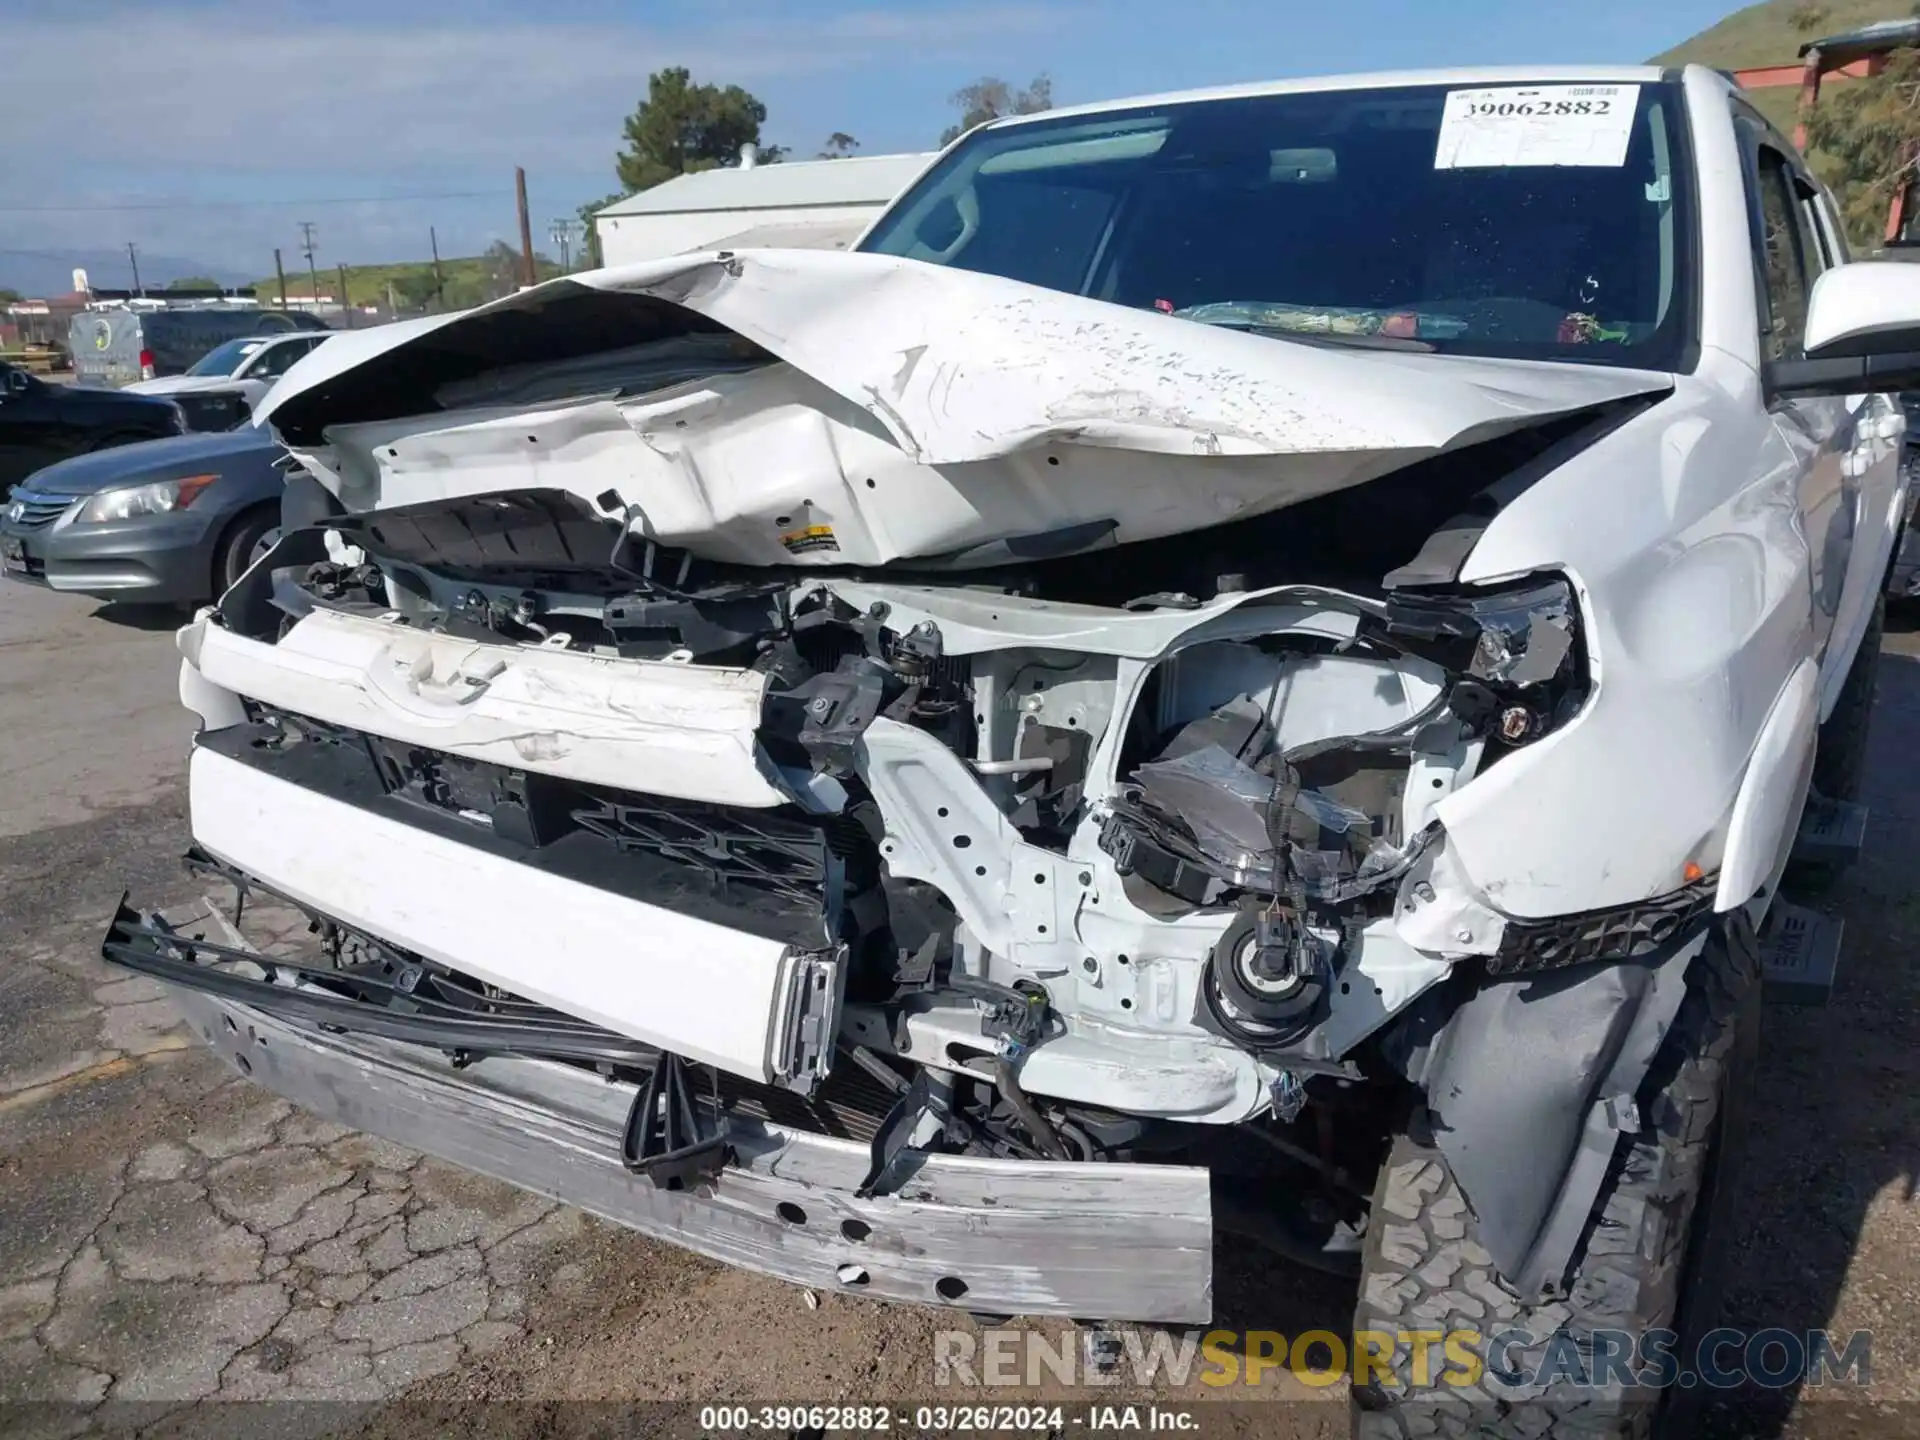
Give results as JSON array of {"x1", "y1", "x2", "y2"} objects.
[{"x1": 3, "y1": 0, "x2": 1751, "y2": 287}]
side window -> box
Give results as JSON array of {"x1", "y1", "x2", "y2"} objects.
[
  {"x1": 250, "y1": 337, "x2": 320, "y2": 379},
  {"x1": 1752, "y1": 146, "x2": 1814, "y2": 362},
  {"x1": 1794, "y1": 176, "x2": 1836, "y2": 277},
  {"x1": 1816, "y1": 190, "x2": 1852, "y2": 265}
]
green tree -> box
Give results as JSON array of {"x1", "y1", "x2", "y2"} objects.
[
  {"x1": 390, "y1": 270, "x2": 442, "y2": 310},
  {"x1": 577, "y1": 192, "x2": 625, "y2": 268},
  {"x1": 940, "y1": 75, "x2": 1052, "y2": 146},
  {"x1": 819, "y1": 132, "x2": 860, "y2": 159},
  {"x1": 0, "y1": 288, "x2": 21, "y2": 304},
  {"x1": 166, "y1": 275, "x2": 223, "y2": 291},
  {"x1": 613, "y1": 67, "x2": 786, "y2": 194},
  {"x1": 1804, "y1": 29, "x2": 1920, "y2": 246}
]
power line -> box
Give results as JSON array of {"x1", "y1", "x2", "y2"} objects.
[{"x1": 0, "y1": 191, "x2": 500, "y2": 215}]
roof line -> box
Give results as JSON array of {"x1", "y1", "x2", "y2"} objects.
[{"x1": 606, "y1": 198, "x2": 891, "y2": 219}]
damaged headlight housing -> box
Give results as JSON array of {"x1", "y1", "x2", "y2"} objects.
[
  {"x1": 1382, "y1": 574, "x2": 1587, "y2": 748},
  {"x1": 76, "y1": 473, "x2": 217, "y2": 524}
]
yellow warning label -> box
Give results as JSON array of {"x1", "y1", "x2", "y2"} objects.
[{"x1": 779, "y1": 524, "x2": 839, "y2": 555}]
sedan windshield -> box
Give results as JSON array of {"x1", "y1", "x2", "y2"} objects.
[
  {"x1": 187, "y1": 339, "x2": 262, "y2": 377},
  {"x1": 861, "y1": 81, "x2": 1692, "y2": 370}
]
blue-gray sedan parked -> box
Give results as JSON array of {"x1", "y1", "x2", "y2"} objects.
[{"x1": 1, "y1": 427, "x2": 284, "y2": 607}]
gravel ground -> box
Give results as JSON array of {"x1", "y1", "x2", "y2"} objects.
[{"x1": 0, "y1": 577, "x2": 1916, "y2": 1439}]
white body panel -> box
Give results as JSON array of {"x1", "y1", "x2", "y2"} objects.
[
  {"x1": 130, "y1": 333, "x2": 329, "y2": 412},
  {"x1": 597, "y1": 204, "x2": 888, "y2": 267},
  {"x1": 257, "y1": 251, "x2": 1671, "y2": 571},
  {"x1": 178, "y1": 607, "x2": 784, "y2": 808},
  {"x1": 128, "y1": 372, "x2": 271, "y2": 409},
  {"x1": 189, "y1": 745, "x2": 806, "y2": 1083}
]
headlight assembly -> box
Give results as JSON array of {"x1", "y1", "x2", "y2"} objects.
[
  {"x1": 76, "y1": 473, "x2": 217, "y2": 524},
  {"x1": 1379, "y1": 574, "x2": 1588, "y2": 749}
]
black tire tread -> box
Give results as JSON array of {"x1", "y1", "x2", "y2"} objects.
[{"x1": 1350, "y1": 923, "x2": 1760, "y2": 1439}]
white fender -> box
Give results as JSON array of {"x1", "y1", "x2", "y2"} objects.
[{"x1": 1715, "y1": 657, "x2": 1819, "y2": 912}]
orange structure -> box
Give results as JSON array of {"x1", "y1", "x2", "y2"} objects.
[{"x1": 1732, "y1": 18, "x2": 1920, "y2": 241}]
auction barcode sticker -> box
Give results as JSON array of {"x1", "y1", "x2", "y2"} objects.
[{"x1": 1434, "y1": 84, "x2": 1640, "y2": 169}]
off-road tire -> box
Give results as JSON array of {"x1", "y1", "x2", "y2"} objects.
[
  {"x1": 1350, "y1": 920, "x2": 1760, "y2": 1439},
  {"x1": 1791, "y1": 594, "x2": 1883, "y2": 892}
]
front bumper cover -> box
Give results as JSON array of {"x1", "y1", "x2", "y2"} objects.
[
  {"x1": 1, "y1": 502, "x2": 219, "y2": 604},
  {"x1": 106, "y1": 897, "x2": 1214, "y2": 1323}
]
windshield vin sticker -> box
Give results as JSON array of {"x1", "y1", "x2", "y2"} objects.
[{"x1": 1434, "y1": 84, "x2": 1639, "y2": 169}]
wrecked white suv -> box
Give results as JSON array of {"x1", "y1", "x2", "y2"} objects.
[{"x1": 111, "y1": 66, "x2": 1913, "y2": 1431}]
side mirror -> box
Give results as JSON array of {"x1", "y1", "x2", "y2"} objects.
[
  {"x1": 4, "y1": 370, "x2": 31, "y2": 396},
  {"x1": 1770, "y1": 261, "x2": 1920, "y2": 397}
]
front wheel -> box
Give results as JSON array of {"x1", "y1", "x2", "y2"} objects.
[
  {"x1": 214, "y1": 509, "x2": 279, "y2": 597},
  {"x1": 1350, "y1": 922, "x2": 1760, "y2": 1438}
]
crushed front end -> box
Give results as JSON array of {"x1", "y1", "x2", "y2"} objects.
[{"x1": 110, "y1": 253, "x2": 1720, "y2": 1318}]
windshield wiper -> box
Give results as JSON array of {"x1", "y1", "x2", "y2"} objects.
[
  {"x1": 1259, "y1": 329, "x2": 1435, "y2": 353},
  {"x1": 1178, "y1": 314, "x2": 1434, "y2": 352}
]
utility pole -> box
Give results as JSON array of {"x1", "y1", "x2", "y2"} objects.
[
  {"x1": 298, "y1": 221, "x2": 319, "y2": 311},
  {"x1": 273, "y1": 248, "x2": 289, "y2": 308},
  {"x1": 515, "y1": 167, "x2": 536, "y2": 287},
  {"x1": 126, "y1": 242, "x2": 143, "y2": 297},
  {"x1": 338, "y1": 264, "x2": 353, "y2": 328},
  {"x1": 429, "y1": 226, "x2": 445, "y2": 310},
  {"x1": 548, "y1": 218, "x2": 574, "y2": 271}
]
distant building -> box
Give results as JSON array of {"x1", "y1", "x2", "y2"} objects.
[
  {"x1": 1734, "y1": 18, "x2": 1920, "y2": 240},
  {"x1": 1734, "y1": 17, "x2": 1920, "y2": 149},
  {"x1": 593, "y1": 149, "x2": 933, "y2": 269}
]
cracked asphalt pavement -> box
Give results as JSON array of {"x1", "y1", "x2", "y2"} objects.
[
  {"x1": 3, "y1": 579, "x2": 1920, "y2": 1438},
  {"x1": 0, "y1": 587, "x2": 603, "y2": 1422}
]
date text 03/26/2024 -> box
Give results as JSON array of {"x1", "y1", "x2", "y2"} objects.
[{"x1": 697, "y1": 1406, "x2": 1196, "y2": 1432}]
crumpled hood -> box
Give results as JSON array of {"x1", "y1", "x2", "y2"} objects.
[
  {"x1": 257, "y1": 250, "x2": 1674, "y2": 567},
  {"x1": 22, "y1": 426, "x2": 280, "y2": 496}
]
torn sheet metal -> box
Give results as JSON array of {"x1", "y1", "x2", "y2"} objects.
[
  {"x1": 254, "y1": 250, "x2": 1673, "y2": 568},
  {"x1": 179, "y1": 605, "x2": 786, "y2": 809},
  {"x1": 1413, "y1": 929, "x2": 1703, "y2": 1292},
  {"x1": 167, "y1": 986, "x2": 1214, "y2": 1322}
]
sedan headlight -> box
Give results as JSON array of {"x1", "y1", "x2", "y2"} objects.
[{"x1": 76, "y1": 474, "x2": 217, "y2": 524}]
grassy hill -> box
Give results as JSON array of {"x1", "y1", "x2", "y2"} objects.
[
  {"x1": 1656, "y1": 1, "x2": 1920, "y2": 243},
  {"x1": 247, "y1": 253, "x2": 564, "y2": 313},
  {"x1": 1652, "y1": 0, "x2": 1903, "y2": 69}
]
